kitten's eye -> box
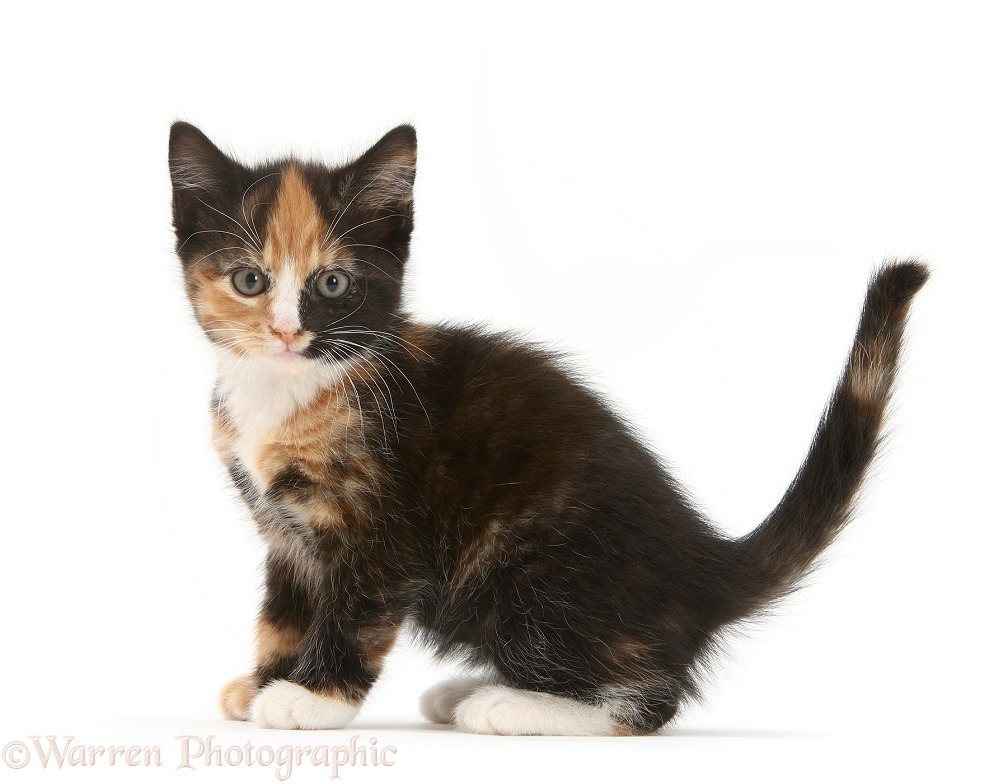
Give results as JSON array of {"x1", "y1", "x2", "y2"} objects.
[
  {"x1": 317, "y1": 270, "x2": 351, "y2": 299},
  {"x1": 231, "y1": 267, "x2": 267, "y2": 297}
]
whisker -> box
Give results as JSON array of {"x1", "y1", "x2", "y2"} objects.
[
  {"x1": 326, "y1": 345, "x2": 368, "y2": 449},
  {"x1": 188, "y1": 246, "x2": 250, "y2": 269},
  {"x1": 249, "y1": 201, "x2": 274, "y2": 245},
  {"x1": 320, "y1": 164, "x2": 391, "y2": 249},
  {"x1": 205, "y1": 318, "x2": 256, "y2": 330},
  {"x1": 342, "y1": 242, "x2": 405, "y2": 266},
  {"x1": 197, "y1": 197, "x2": 262, "y2": 252},
  {"x1": 178, "y1": 229, "x2": 255, "y2": 253},
  {"x1": 336, "y1": 256, "x2": 398, "y2": 282},
  {"x1": 327, "y1": 213, "x2": 404, "y2": 252},
  {"x1": 340, "y1": 349, "x2": 396, "y2": 447},
  {"x1": 322, "y1": 340, "x2": 397, "y2": 451},
  {"x1": 239, "y1": 172, "x2": 280, "y2": 247},
  {"x1": 319, "y1": 337, "x2": 431, "y2": 428},
  {"x1": 349, "y1": 350, "x2": 403, "y2": 446},
  {"x1": 323, "y1": 327, "x2": 431, "y2": 359}
]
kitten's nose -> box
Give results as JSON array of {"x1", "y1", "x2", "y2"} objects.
[{"x1": 272, "y1": 327, "x2": 303, "y2": 346}]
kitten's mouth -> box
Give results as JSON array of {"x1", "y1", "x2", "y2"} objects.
[{"x1": 265, "y1": 341, "x2": 310, "y2": 361}]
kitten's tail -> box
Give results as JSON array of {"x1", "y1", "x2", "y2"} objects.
[{"x1": 723, "y1": 260, "x2": 928, "y2": 620}]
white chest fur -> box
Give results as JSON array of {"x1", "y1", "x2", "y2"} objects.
[{"x1": 215, "y1": 350, "x2": 341, "y2": 493}]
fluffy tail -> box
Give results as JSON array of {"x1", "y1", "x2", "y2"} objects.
[{"x1": 725, "y1": 260, "x2": 928, "y2": 618}]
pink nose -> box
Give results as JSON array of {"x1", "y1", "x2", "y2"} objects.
[{"x1": 272, "y1": 327, "x2": 302, "y2": 346}]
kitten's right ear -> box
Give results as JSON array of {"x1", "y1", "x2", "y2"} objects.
[{"x1": 168, "y1": 121, "x2": 240, "y2": 198}]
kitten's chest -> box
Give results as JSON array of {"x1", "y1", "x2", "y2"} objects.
[
  {"x1": 212, "y1": 362, "x2": 353, "y2": 494},
  {"x1": 212, "y1": 360, "x2": 382, "y2": 538}
]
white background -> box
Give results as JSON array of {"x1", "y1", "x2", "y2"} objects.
[{"x1": 1, "y1": 1, "x2": 1000, "y2": 782}]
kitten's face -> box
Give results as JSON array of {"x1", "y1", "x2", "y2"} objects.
[{"x1": 169, "y1": 123, "x2": 416, "y2": 370}]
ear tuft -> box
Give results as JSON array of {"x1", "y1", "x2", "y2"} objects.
[
  {"x1": 168, "y1": 121, "x2": 238, "y2": 195},
  {"x1": 349, "y1": 125, "x2": 417, "y2": 212}
]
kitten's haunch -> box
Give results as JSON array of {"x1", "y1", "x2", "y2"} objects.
[{"x1": 169, "y1": 121, "x2": 927, "y2": 735}]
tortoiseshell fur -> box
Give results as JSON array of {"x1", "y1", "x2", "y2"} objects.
[{"x1": 169, "y1": 122, "x2": 927, "y2": 735}]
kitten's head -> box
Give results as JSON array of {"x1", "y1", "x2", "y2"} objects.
[{"x1": 168, "y1": 122, "x2": 416, "y2": 370}]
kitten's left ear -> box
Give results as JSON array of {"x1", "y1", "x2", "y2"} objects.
[{"x1": 345, "y1": 125, "x2": 417, "y2": 212}]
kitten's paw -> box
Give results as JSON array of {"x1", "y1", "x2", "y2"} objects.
[
  {"x1": 251, "y1": 680, "x2": 359, "y2": 730},
  {"x1": 219, "y1": 674, "x2": 258, "y2": 721},
  {"x1": 454, "y1": 685, "x2": 614, "y2": 736},
  {"x1": 419, "y1": 677, "x2": 490, "y2": 724}
]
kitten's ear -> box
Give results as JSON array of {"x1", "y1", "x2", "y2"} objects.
[
  {"x1": 168, "y1": 121, "x2": 241, "y2": 198},
  {"x1": 344, "y1": 125, "x2": 417, "y2": 212}
]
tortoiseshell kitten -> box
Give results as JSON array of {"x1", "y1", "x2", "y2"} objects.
[{"x1": 168, "y1": 122, "x2": 927, "y2": 735}]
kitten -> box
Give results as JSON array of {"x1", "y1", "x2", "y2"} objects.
[{"x1": 168, "y1": 121, "x2": 927, "y2": 736}]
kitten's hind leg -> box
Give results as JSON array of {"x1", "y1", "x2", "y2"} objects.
[
  {"x1": 453, "y1": 686, "x2": 613, "y2": 736},
  {"x1": 453, "y1": 685, "x2": 678, "y2": 736},
  {"x1": 419, "y1": 676, "x2": 494, "y2": 724}
]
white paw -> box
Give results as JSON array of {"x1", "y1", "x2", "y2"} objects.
[
  {"x1": 251, "y1": 680, "x2": 359, "y2": 730},
  {"x1": 454, "y1": 685, "x2": 614, "y2": 736},
  {"x1": 419, "y1": 677, "x2": 490, "y2": 724}
]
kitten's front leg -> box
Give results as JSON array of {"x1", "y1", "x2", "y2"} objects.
[
  {"x1": 220, "y1": 551, "x2": 313, "y2": 721},
  {"x1": 251, "y1": 608, "x2": 398, "y2": 730},
  {"x1": 218, "y1": 618, "x2": 307, "y2": 721}
]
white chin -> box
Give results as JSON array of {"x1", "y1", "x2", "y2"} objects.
[{"x1": 264, "y1": 351, "x2": 312, "y2": 369}]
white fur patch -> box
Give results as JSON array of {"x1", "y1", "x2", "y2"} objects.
[
  {"x1": 419, "y1": 677, "x2": 491, "y2": 724},
  {"x1": 216, "y1": 348, "x2": 342, "y2": 492},
  {"x1": 251, "y1": 680, "x2": 359, "y2": 730},
  {"x1": 454, "y1": 685, "x2": 616, "y2": 736},
  {"x1": 270, "y1": 263, "x2": 302, "y2": 336}
]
